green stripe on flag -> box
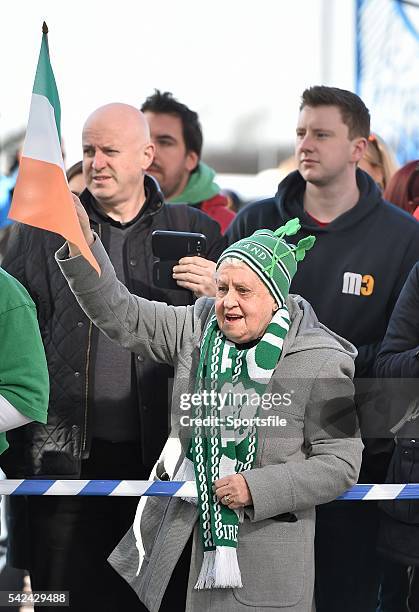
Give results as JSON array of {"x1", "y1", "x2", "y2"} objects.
[{"x1": 33, "y1": 33, "x2": 61, "y2": 140}]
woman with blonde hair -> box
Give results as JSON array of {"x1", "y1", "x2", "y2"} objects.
[{"x1": 358, "y1": 133, "x2": 399, "y2": 192}]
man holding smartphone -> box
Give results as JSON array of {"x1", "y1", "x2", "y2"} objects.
[{"x1": 2, "y1": 103, "x2": 225, "y2": 611}]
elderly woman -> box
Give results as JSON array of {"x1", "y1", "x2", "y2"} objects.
[{"x1": 56, "y1": 203, "x2": 362, "y2": 612}]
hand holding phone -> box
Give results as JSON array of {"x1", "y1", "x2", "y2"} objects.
[{"x1": 172, "y1": 257, "x2": 217, "y2": 297}]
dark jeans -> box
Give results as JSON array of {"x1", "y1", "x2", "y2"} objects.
[
  {"x1": 315, "y1": 501, "x2": 381, "y2": 612},
  {"x1": 27, "y1": 439, "x2": 149, "y2": 612}
]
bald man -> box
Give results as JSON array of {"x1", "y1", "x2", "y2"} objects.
[
  {"x1": 2, "y1": 103, "x2": 224, "y2": 611},
  {"x1": 82, "y1": 104, "x2": 154, "y2": 221}
]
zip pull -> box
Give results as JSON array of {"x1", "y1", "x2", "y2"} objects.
[{"x1": 391, "y1": 399, "x2": 419, "y2": 435}]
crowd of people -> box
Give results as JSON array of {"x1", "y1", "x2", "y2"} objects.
[{"x1": 0, "y1": 85, "x2": 419, "y2": 611}]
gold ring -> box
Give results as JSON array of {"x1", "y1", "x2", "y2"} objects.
[{"x1": 223, "y1": 495, "x2": 232, "y2": 504}]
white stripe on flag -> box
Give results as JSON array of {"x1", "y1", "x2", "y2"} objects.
[{"x1": 23, "y1": 93, "x2": 65, "y2": 170}]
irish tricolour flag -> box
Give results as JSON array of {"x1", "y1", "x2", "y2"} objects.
[{"x1": 9, "y1": 23, "x2": 99, "y2": 274}]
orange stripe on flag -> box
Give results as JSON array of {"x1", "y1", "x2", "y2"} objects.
[{"x1": 9, "y1": 157, "x2": 100, "y2": 275}]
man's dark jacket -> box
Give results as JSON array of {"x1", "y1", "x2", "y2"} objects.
[{"x1": 1, "y1": 175, "x2": 225, "y2": 479}]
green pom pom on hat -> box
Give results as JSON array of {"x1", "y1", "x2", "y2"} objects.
[{"x1": 217, "y1": 218, "x2": 315, "y2": 307}]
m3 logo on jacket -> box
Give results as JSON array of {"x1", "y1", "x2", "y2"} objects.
[{"x1": 342, "y1": 272, "x2": 375, "y2": 296}]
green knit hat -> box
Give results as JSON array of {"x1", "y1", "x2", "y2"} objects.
[{"x1": 217, "y1": 218, "x2": 315, "y2": 306}]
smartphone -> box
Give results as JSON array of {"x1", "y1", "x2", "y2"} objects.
[
  {"x1": 152, "y1": 230, "x2": 207, "y2": 260},
  {"x1": 152, "y1": 230, "x2": 207, "y2": 290}
]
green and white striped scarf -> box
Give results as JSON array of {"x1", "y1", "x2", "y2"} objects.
[{"x1": 184, "y1": 306, "x2": 290, "y2": 589}]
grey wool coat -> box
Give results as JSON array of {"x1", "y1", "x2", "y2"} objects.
[{"x1": 56, "y1": 236, "x2": 363, "y2": 612}]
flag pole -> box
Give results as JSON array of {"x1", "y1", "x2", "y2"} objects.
[{"x1": 42, "y1": 22, "x2": 49, "y2": 54}]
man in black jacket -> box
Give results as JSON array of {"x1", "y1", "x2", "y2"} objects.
[
  {"x1": 226, "y1": 87, "x2": 419, "y2": 612},
  {"x1": 2, "y1": 103, "x2": 224, "y2": 611}
]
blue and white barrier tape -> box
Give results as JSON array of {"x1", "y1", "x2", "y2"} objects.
[
  {"x1": 0, "y1": 480, "x2": 196, "y2": 497},
  {"x1": 0, "y1": 480, "x2": 417, "y2": 500}
]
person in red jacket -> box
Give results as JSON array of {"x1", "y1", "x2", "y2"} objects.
[{"x1": 141, "y1": 90, "x2": 235, "y2": 234}]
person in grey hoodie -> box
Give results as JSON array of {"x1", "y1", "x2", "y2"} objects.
[{"x1": 56, "y1": 199, "x2": 362, "y2": 612}]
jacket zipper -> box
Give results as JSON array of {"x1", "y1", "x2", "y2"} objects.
[
  {"x1": 82, "y1": 320, "x2": 93, "y2": 453},
  {"x1": 81, "y1": 223, "x2": 101, "y2": 453}
]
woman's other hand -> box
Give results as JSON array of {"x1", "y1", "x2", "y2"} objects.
[{"x1": 214, "y1": 473, "x2": 253, "y2": 509}]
